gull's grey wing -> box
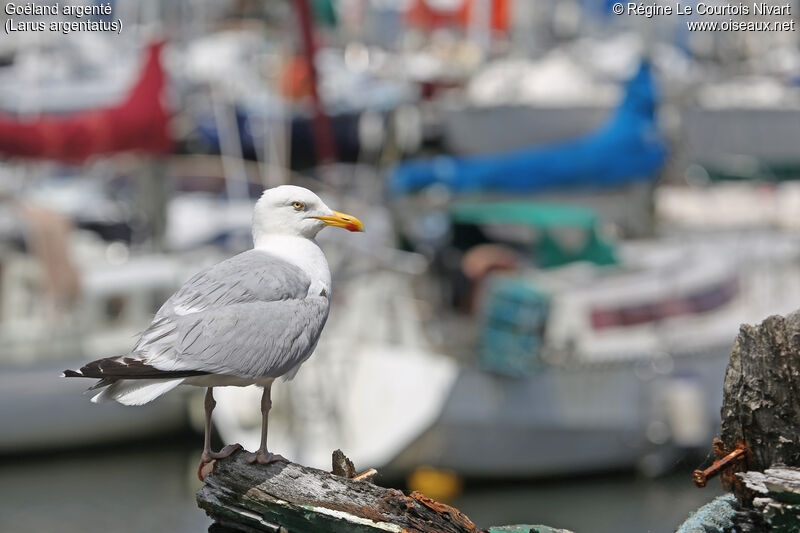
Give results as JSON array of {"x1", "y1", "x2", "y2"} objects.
[
  {"x1": 123, "y1": 249, "x2": 329, "y2": 378},
  {"x1": 147, "y1": 297, "x2": 329, "y2": 378},
  {"x1": 155, "y1": 249, "x2": 311, "y2": 318}
]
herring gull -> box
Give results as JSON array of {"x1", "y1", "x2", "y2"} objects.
[{"x1": 63, "y1": 185, "x2": 364, "y2": 477}]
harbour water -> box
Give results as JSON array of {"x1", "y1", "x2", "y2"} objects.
[{"x1": 0, "y1": 439, "x2": 723, "y2": 533}]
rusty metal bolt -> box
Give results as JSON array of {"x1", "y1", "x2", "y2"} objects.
[{"x1": 693, "y1": 445, "x2": 748, "y2": 488}]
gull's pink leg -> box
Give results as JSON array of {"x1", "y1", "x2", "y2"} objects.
[
  {"x1": 198, "y1": 387, "x2": 241, "y2": 480},
  {"x1": 244, "y1": 382, "x2": 287, "y2": 465}
]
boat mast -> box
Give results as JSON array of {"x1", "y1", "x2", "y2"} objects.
[{"x1": 292, "y1": 0, "x2": 338, "y2": 176}]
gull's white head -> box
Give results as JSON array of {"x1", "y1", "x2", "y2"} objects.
[{"x1": 252, "y1": 185, "x2": 364, "y2": 243}]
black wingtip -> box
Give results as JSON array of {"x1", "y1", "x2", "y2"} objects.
[{"x1": 62, "y1": 370, "x2": 82, "y2": 378}]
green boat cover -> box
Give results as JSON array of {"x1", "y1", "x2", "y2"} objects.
[{"x1": 450, "y1": 201, "x2": 617, "y2": 268}]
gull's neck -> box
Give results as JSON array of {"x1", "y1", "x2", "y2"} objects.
[{"x1": 254, "y1": 234, "x2": 331, "y2": 294}]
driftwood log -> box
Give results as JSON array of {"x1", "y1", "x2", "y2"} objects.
[
  {"x1": 197, "y1": 450, "x2": 567, "y2": 533},
  {"x1": 705, "y1": 311, "x2": 800, "y2": 503}
]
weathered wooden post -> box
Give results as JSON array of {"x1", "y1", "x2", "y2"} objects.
[
  {"x1": 688, "y1": 311, "x2": 800, "y2": 530},
  {"x1": 197, "y1": 450, "x2": 572, "y2": 533},
  {"x1": 718, "y1": 312, "x2": 800, "y2": 493},
  {"x1": 722, "y1": 311, "x2": 800, "y2": 469}
]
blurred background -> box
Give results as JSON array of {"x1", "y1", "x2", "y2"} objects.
[{"x1": 1, "y1": 1, "x2": 799, "y2": 532}]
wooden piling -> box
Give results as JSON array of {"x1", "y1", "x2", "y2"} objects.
[
  {"x1": 197, "y1": 450, "x2": 571, "y2": 533},
  {"x1": 687, "y1": 311, "x2": 800, "y2": 530},
  {"x1": 716, "y1": 311, "x2": 800, "y2": 500}
]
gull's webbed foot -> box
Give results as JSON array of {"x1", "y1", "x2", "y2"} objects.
[
  {"x1": 200, "y1": 443, "x2": 242, "y2": 463},
  {"x1": 197, "y1": 443, "x2": 243, "y2": 481},
  {"x1": 243, "y1": 450, "x2": 287, "y2": 465}
]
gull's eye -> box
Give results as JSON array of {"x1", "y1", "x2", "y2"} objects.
[{"x1": 292, "y1": 201, "x2": 305, "y2": 211}]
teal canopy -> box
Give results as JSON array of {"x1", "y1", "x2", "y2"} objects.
[{"x1": 450, "y1": 201, "x2": 617, "y2": 268}]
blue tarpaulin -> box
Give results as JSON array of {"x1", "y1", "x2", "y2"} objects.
[{"x1": 389, "y1": 60, "x2": 667, "y2": 196}]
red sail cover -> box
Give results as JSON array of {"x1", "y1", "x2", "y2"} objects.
[
  {"x1": 0, "y1": 42, "x2": 172, "y2": 163},
  {"x1": 406, "y1": 0, "x2": 510, "y2": 32}
]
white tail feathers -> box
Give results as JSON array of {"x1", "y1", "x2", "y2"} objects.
[{"x1": 91, "y1": 378, "x2": 185, "y2": 405}]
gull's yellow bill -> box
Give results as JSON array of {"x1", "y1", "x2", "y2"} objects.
[{"x1": 312, "y1": 210, "x2": 365, "y2": 232}]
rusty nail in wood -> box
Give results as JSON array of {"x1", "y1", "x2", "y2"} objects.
[
  {"x1": 693, "y1": 445, "x2": 747, "y2": 488},
  {"x1": 353, "y1": 468, "x2": 377, "y2": 482}
]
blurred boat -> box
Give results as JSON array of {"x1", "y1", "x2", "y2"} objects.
[
  {"x1": 443, "y1": 50, "x2": 618, "y2": 154},
  {"x1": 393, "y1": 234, "x2": 799, "y2": 477},
  {"x1": 0, "y1": 33, "x2": 139, "y2": 113},
  {"x1": 396, "y1": 203, "x2": 800, "y2": 477},
  {"x1": 679, "y1": 75, "x2": 800, "y2": 181},
  {"x1": 388, "y1": 59, "x2": 666, "y2": 238},
  {"x1": 389, "y1": 60, "x2": 666, "y2": 197},
  {"x1": 683, "y1": 105, "x2": 800, "y2": 181},
  {"x1": 0, "y1": 216, "x2": 226, "y2": 453},
  {"x1": 0, "y1": 33, "x2": 187, "y2": 452},
  {"x1": 0, "y1": 42, "x2": 172, "y2": 164}
]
